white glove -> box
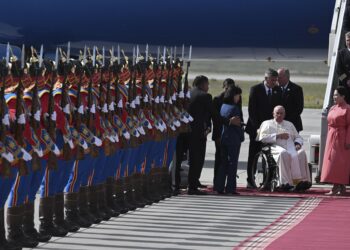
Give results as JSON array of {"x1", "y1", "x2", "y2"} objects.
[
  {"x1": 34, "y1": 147, "x2": 44, "y2": 157},
  {"x1": 78, "y1": 105, "x2": 84, "y2": 114},
  {"x1": 90, "y1": 104, "x2": 96, "y2": 114},
  {"x1": 117, "y1": 99, "x2": 123, "y2": 108},
  {"x1": 160, "y1": 96, "x2": 165, "y2": 103},
  {"x1": 181, "y1": 115, "x2": 189, "y2": 124},
  {"x1": 113, "y1": 134, "x2": 119, "y2": 142},
  {"x1": 138, "y1": 126, "x2": 146, "y2": 135},
  {"x1": 52, "y1": 144, "x2": 60, "y2": 156},
  {"x1": 186, "y1": 91, "x2": 191, "y2": 98},
  {"x1": 158, "y1": 123, "x2": 164, "y2": 132},
  {"x1": 63, "y1": 104, "x2": 70, "y2": 114},
  {"x1": 130, "y1": 100, "x2": 136, "y2": 109},
  {"x1": 169, "y1": 98, "x2": 173, "y2": 104},
  {"x1": 170, "y1": 125, "x2": 176, "y2": 131},
  {"x1": 109, "y1": 102, "x2": 115, "y2": 111},
  {"x1": 174, "y1": 120, "x2": 181, "y2": 127},
  {"x1": 135, "y1": 96, "x2": 140, "y2": 105},
  {"x1": 155, "y1": 96, "x2": 160, "y2": 104},
  {"x1": 51, "y1": 111, "x2": 57, "y2": 121},
  {"x1": 34, "y1": 110, "x2": 41, "y2": 122},
  {"x1": 147, "y1": 121, "x2": 152, "y2": 129},
  {"x1": 135, "y1": 130, "x2": 140, "y2": 138},
  {"x1": 172, "y1": 93, "x2": 177, "y2": 101},
  {"x1": 93, "y1": 136, "x2": 102, "y2": 147},
  {"x1": 68, "y1": 139, "x2": 74, "y2": 149},
  {"x1": 102, "y1": 104, "x2": 108, "y2": 113},
  {"x1": 21, "y1": 148, "x2": 32, "y2": 161},
  {"x1": 81, "y1": 140, "x2": 88, "y2": 150},
  {"x1": 123, "y1": 131, "x2": 130, "y2": 140},
  {"x1": 2, "y1": 114, "x2": 10, "y2": 126},
  {"x1": 1, "y1": 152, "x2": 14, "y2": 163},
  {"x1": 144, "y1": 95, "x2": 149, "y2": 103},
  {"x1": 18, "y1": 114, "x2": 26, "y2": 124},
  {"x1": 179, "y1": 91, "x2": 185, "y2": 98}
]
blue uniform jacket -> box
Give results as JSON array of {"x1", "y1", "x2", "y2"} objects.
[{"x1": 220, "y1": 103, "x2": 244, "y2": 145}]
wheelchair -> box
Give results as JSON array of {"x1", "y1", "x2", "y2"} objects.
[
  {"x1": 250, "y1": 144, "x2": 313, "y2": 192},
  {"x1": 250, "y1": 144, "x2": 279, "y2": 192}
]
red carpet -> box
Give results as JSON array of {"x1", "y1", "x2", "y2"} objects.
[{"x1": 265, "y1": 198, "x2": 350, "y2": 250}]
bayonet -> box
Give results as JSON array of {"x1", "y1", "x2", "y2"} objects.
[
  {"x1": 132, "y1": 47, "x2": 135, "y2": 66},
  {"x1": 92, "y1": 46, "x2": 96, "y2": 67},
  {"x1": 170, "y1": 47, "x2": 173, "y2": 64},
  {"x1": 83, "y1": 45, "x2": 87, "y2": 65},
  {"x1": 110, "y1": 46, "x2": 114, "y2": 64},
  {"x1": 145, "y1": 44, "x2": 149, "y2": 62},
  {"x1": 66, "y1": 41, "x2": 71, "y2": 62},
  {"x1": 136, "y1": 45, "x2": 139, "y2": 64},
  {"x1": 174, "y1": 46, "x2": 177, "y2": 61},
  {"x1": 54, "y1": 47, "x2": 59, "y2": 70},
  {"x1": 102, "y1": 46, "x2": 105, "y2": 67},
  {"x1": 21, "y1": 44, "x2": 25, "y2": 69},
  {"x1": 181, "y1": 44, "x2": 185, "y2": 61},
  {"x1": 39, "y1": 44, "x2": 43, "y2": 68},
  {"x1": 5, "y1": 43, "x2": 10, "y2": 68},
  {"x1": 117, "y1": 44, "x2": 120, "y2": 64},
  {"x1": 189, "y1": 45, "x2": 192, "y2": 61},
  {"x1": 163, "y1": 47, "x2": 166, "y2": 64},
  {"x1": 156, "y1": 46, "x2": 160, "y2": 65}
]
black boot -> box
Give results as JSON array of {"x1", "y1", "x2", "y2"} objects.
[
  {"x1": 124, "y1": 177, "x2": 138, "y2": 210},
  {"x1": 132, "y1": 174, "x2": 147, "y2": 207},
  {"x1": 54, "y1": 193, "x2": 79, "y2": 232},
  {"x1": 97, "y1": 184, "x2": 114, "y2": 220},
  {"x1": 115, "y1": 179, "x2": 130, "y2": 214},
  {"x1": 141, "y1": 174, "x2": 154, "y2": 205},
  {"x1": 7, "y1": 206, "x2": 39, "y2": 248},
  {"x1": 87, "y1": 185, "x2": 106, "y2": 222},
  {"x1": 64, "y1": 192, "x2": 91, "y2": 228},
  {"x1": 161, "y1": 167, "x2": 173, "y2": 198},
  {"x1": 39, "y1": 196, "x2": 68, "y2": 237},
  {"x1": 149, "y1": 169, "x2": 161, "y2": 202},
  {"x1": 22, "y1": 202, "x2": 51, "y2": 242},
  {"x1": 0, "y1": 208, "x2": 21, "y2": 250},
  {"x1": 78, "y1": 187, "x2": 100, "y2": 224},
  {"x1": 105, "y1": 178, "x2": 122, "y2": 216}
]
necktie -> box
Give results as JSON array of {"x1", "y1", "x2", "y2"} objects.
[{"x1": 268, "y1": 88, "x2": 272, "y2": 96}]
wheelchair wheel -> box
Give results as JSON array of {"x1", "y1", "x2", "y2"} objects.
[{"x1": 250, "y1": 152, "x2": 269, "y2": 190}]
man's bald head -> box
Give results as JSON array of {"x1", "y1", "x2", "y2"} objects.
[{"x1": 277, "y1": 68, "x2": 290, "y2": 87}]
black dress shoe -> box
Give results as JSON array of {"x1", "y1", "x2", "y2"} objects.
[
  {"x1": 197, "y1": 184, "x2": 208, "y2": 189},
  {"x1": 246, "y1": 182, "x2": 257, "y2": 189},
  {"x1": 187, "y1": 189, "x2": 207, "y2": 195}
]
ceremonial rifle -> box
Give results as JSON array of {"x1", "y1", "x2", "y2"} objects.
[{"x1": 0, "y1": 59, "x2": 11, "y2": 176}]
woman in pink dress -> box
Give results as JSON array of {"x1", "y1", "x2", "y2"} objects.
[{"x1": 321, "y1": 86, "x2": 350, "y2": 195}]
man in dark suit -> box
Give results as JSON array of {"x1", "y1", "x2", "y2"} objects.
[
  {"x1": 212, "y1": 79, "x2": 238, "y2": 187},
  {"x1": 336, "y1": 31, "x2": 350, "y2": 103},
  {"x1": 277, "y1": 68, "x2": 304, "y2": 132},
  {"x1": 188, "y1": 75, "x2": 240, "y2": 195},
  {"x1": 245, "y1": 69, "x2": 282, "y2": 188}
]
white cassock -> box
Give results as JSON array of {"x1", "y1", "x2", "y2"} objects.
[{"x1": 257, "y1": 119, "x2": 310, "y2": 185}]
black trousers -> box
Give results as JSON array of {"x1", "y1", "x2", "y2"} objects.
[
  {"x1": 247, "y1": 134, "x2": 262, "y2": 184},
  {"x1": 213, "y1": 139, "x2": 221, "y2": 186},
  {"x1": 188, "y1": 135, "x2": 206, "y2": 190},
  {"x1": 174, "y1": 133, "x2": 189, "y2": 189}
]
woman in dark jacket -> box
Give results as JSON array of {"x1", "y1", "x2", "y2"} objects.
[{"x1": 214, "y1": 86, "x2": 244, "y2": 195}]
